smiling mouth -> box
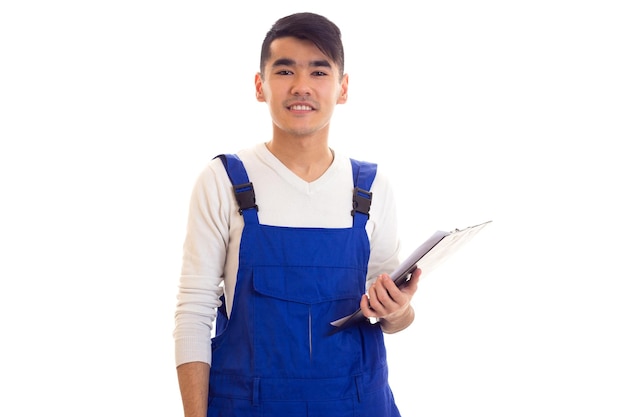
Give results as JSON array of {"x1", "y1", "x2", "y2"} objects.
[{"x1": 288, "y1": 104, "x2": 314, "y2": 111}]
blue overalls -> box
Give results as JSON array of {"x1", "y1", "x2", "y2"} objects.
[{"x1": 208, "y1": 154, "x2": 401, "y2": 417}]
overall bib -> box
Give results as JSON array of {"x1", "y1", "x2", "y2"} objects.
[{"x1": 208, "y1": 154, "x2": 401, "y2": 417}]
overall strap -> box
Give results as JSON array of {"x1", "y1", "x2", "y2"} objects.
[
  {"x1": 350, "y1": 158, "x2": 377, "y2": 228},
  {"x1": 214, "y1": 154, "x2": 259, "y2": 225}
]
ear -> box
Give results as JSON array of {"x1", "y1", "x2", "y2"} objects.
[
  {"x1": 255, "y1": 73, "x2": 265, "y2": 102},
  {"x1": 337, "y1": 73, "x2": 349, "y2": 104}
]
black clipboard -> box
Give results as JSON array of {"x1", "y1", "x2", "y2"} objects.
[{"x1": 329, "y1": 220, "x2": 492, "y2": 333}]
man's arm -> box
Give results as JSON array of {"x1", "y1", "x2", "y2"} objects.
[
  {"x1": 177, "y1": 361, "x2": 210, "y2": 417},
  {"x1": 360, "y1": 268, "x2": 421, "y2": 334}
]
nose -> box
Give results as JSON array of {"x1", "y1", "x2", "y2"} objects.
[{"x1": 290, "y1": 73, "x2": 312, "y2": 96}]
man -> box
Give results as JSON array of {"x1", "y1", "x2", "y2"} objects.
[{"x1": 174, "y1": 12, "x2": 420, "y2": 416}]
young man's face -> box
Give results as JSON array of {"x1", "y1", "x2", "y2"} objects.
[{"x1": 255, "y1": 36, "x2": 348, "y2": 139}]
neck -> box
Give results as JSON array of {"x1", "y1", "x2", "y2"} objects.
[{"x1": 265, "y1": 132, "x2": 334, "y2": 182}]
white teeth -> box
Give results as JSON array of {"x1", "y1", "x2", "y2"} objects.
[{"x1": 290, "y1": 105, "x2": 312, "y2": 111}]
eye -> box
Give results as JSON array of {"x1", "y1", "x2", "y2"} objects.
[
  {"x1": 312, "y1": 71, "x2": 327, "y2": 76},
  {"x1": 276, "y1": 70, "x2": 294, "y2": 75}
]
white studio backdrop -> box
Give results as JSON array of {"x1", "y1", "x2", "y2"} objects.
[{"x1": 1, "y1": 1, "x2": 624, "y2": 416}]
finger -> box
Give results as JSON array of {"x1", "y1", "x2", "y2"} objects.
[
  {"x1": 403, "y1": 268, "x2": 421, "y2": 295},
  {"x1": 372, "y1": 279, "x2": 394, "y2": 307},
  {"x1": 376, "y1": 275, "x2": 411, "y2": 309},
  {"x1": 360, "y1": 294, "x2": 376, "y2": 318},
  {"x1": 380, "y1": 274, "x2": 404, "y2": 299},
  {"x1": 368, "y1": 281, "x2": 394, "y2": 315},
  {"x1": 390, "y1": 269, "x2": 421, "y2": 297}
]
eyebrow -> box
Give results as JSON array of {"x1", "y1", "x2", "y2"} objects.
[{"x1": 271, "y1": 58, "x2": 332, "y2": 69}]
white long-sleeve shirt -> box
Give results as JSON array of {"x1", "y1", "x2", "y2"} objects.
[{"x1": 174, "y1": 143, "x2": 401, "y2": 367}]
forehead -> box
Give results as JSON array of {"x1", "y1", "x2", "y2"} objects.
[{"x1": 267, "y1": 36, "x2": 337, "y2": 68}]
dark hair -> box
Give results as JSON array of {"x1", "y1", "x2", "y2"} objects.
[{"x1": 259, "y1": 12, "x2": 345, "y2": 79}]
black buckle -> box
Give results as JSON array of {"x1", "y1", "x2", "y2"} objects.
[
  {"x1": 233, "y1": 182, "x2": 258, "y2": 214},
  {"x1": 351, "y1": 187, "x2": 372, "y2": 218}
]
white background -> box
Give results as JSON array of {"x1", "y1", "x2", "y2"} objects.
[{"x1": 1, "y1": 1, "x2": 625, "y2": 416}]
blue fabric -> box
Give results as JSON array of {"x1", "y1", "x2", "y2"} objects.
[{"x1": 209, "y1": 154, "x2": 400, "y2": 417}]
